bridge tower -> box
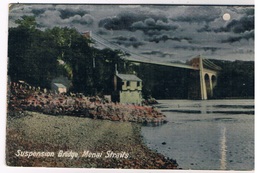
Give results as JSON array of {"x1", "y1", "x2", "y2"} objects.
[
  {"x1": 88, "y1": 32, "x2": 222, "y2": 100},
  {"x1": 188, "y1": 55, "x2": 221, "y2": 100}
]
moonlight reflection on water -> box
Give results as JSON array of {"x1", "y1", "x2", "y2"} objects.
[
  {"x1": 220, "y1": 126, "x2": 227, "y2": 170},
  {"x1": 141, "y1": 99, "x2": 254, "y2": 170}
]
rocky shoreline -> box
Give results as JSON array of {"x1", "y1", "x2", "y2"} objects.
[
  {"x1": 8, "y1": 82, "x2": 167, "y2": 125},
  {"x1": 6, "y1": 82, "x2": 179, "y2": 169},
  {"x1": 6, "y1": 111, "x2": 178, "y2": 169}
]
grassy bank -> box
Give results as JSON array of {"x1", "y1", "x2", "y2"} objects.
[{"x1": 6, "y1": 111, "x2": 178, "y2": 169}]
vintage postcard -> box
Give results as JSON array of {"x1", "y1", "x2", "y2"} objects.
[{"x1": 6, "y1": 3, "x2": 254, "y2": 171}]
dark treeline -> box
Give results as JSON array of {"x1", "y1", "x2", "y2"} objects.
[
  {"x1": 134, "y1": 60, "x2": 254, "y2": 99},
  {"x1": 8, "y1": 16, "x2": 254, "y2": 99},
  {"x1": 133, "y1": 64, "x2": 190, "y2": 99},
  {"x1": 8, "y1": 16, "x2": 132, "y2": 96},
  {"x1": 211, "y1": 60, "x2": 254, "y2": 99}
]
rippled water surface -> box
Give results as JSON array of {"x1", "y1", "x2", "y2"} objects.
[{"x1": 141, "y1": 99, "x2": 254, "y2": 170}]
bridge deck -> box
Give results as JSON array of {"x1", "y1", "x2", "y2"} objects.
[{"x1": 126, "y1": 58, "x2": 198, "y2": 70}]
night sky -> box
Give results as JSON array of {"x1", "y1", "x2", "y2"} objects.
[{"x1": 9, "y1": 4, "x2": 254, "y2": 62}]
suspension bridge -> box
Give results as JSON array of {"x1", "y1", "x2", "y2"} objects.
[{"x1": 84, "y1": 31, "x2": 222, "y2": 100}]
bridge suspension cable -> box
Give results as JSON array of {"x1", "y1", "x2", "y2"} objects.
[
  {"x1": 89, "y1": 32, "x2": 219, "y2": 71},
  {"x1": 91, "y1": 33, "x2": 152, "y2": 62},
  {"x1": 203, "y1": 59, "x2": 222, "y2": 71}
]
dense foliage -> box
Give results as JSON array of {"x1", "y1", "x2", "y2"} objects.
[
  {"x1": 133, "y1": 60, "x2": 254, "y2": 99},
  {"x1": 212, "y1": 60, "x2": 254, "y2": 99},
  {"x1": 8, "y1": 16, "x2": 129, "y2": 96},
  {"x1": 133, "y1": 64, "x2": 190, "y2": 99},
  {"x1": 8, "y1": 16, "x2": 254, "y2": 99}
]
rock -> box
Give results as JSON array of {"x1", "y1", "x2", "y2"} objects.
[{"x1": 8, "y1": 82, "x2": 168, "y2": 125}]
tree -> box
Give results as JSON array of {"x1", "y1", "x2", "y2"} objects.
[
  {"x1": 213, "y1": 60, "x2": 254, "y2": 98},
  {"x1": 8, "y1": 16, "x2": 40, "y2": 85},
  {"x1": 8, "y1": 15, "x2": 136, "y2": 96},
  {"x1": 9, "y1": 16, "x2": 61, "y2": 88},
  {"x1": 15, "y1": 15, "x2": 37, "y2": 30}
]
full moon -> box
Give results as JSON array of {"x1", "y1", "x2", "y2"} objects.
[{"x1": 223, "y1": 13, "x2": 231, "y2": 21}]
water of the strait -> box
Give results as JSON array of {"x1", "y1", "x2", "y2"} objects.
[{"x1": 141, "y1": 99, "x2": 254, "y2": 170}]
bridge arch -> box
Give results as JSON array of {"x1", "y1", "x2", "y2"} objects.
[
  {"x1": 89, "y1": 33, "x2": 222, "y2": 100},
  {"x1": 204, "y1": 73, "x2": 212, "y2": 98},
  {"x1": 211, "y1": 75, "x2": 217, "y2": 88}
]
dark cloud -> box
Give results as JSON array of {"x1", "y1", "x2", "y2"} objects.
[
  {"x1": 96, "y1": 28, "x2": 110, "y2": 35},
  {"x1": 10, "y1": 5, "x2": 94, "y2": 29},
  {"x1": 98, "y1": 12, "x2": 144, "y2": 30},
  {"x1": 98, "y1": 11, "x2": 169, "y2": 32},
  {"x1": 222, "y1": 30, "x2": 254, "y2": 43},
  {"x1": 70, "y1": 14, "x2": 94, "y2": 25},
  {"x1": 147, "y1": 34, "x2": 191, "y2": 43},
  {"x1": 235, "y1": 7, "x2": 254, "y2": 16},
  {"x1": 227, "y1": 15, "x2": 254, "y2": 33},
  {"x1": 36, "y1": 9, "x2": 94, "y2": 28},
  {"x1": 198, "y1": 10, "x2": 254, "y2": 44},
  {"x1": 245, "y1": 8, "x2": 254, "y2": 15},
  {"x1": 173, "y1": 45, "x2": 223, "y2": 52},
  {"x1": 202, "y1": 47, "x2": 223, "y2": 52},
  {"x1": 141, "y1": 50, "x2": 174, "y2": 58},
  {"x1": 148, "y1": 34, "x2": 172, "y2": 43},
  {"x1": 31, "y1": 8, "x2": 46, "y2": 16},
  {"x1": 8, "y1": 5, "x2": 254, "y2": 61},
  {"x1": 146, "y1": 29, "x2": 162, "y2": 36},
  {"x1": 197, "y1": 24, "x2": 212, "y2": 32},
  {"x1": 215, "y1": 15, "x2": 254, "y2": 34},
  {"x1": 58, "y1": 9, "x2": 87, "y2": 19},
  {"x1": 112, "y1": 36, "x2": 144, "y2": 48},
  {"x1": 131, "y1": 18, "x2": 179, "y2": 33},
  {"x1": 173, "y1": 6, "x2": 221, "y2": 23},
  {"x1": 31, "y1": 5, "x2": 90, "y2": 19}
]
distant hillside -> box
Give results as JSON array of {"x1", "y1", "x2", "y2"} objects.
[
  {"x1": 211, "y1": 59, "x2": 254, "y2": 99},
  {"x1": 132, "y1": 59, "x2": 254, "y2": 99}
]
